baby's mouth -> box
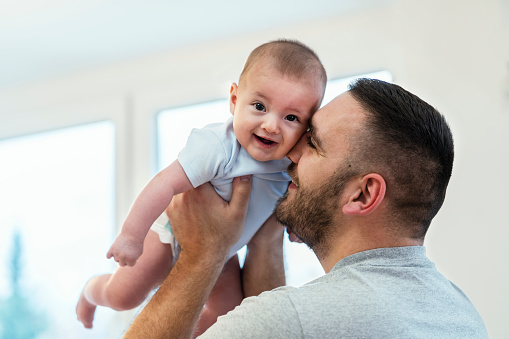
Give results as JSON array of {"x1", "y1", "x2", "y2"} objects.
[{"x1": 255, "y1": 135, "x2": 277, "y2": 146}]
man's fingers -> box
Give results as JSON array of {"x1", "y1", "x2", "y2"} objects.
[
  {"x1": 181, "y1": 182, "x2": 216, "y2": 208},
  {"x1": 230, "y1": 175, "x2": 252, "y2": 217},
  {"x1": 287, "y1": 228, "x2": 304, "y2": 243}
]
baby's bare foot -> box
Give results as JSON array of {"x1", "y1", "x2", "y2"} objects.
[{"x1": 76, "y1": 289, "x2": 96, "y2": 329}]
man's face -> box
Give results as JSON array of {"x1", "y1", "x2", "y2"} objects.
[{"x1": 275, "y1": 92, "x2": 366, "y2": 255}]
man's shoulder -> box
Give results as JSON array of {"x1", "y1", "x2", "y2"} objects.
[{"x1": 200, "y1": 287, "x2": 303, "y2": 338}]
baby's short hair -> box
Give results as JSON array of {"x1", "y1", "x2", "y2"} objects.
[{"x1": 240, "y1": 39, "x2": 327, "y2": 90}]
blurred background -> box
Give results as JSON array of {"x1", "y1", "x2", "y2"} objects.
[{"x1": 0, "y1": 0, "x2": 508, "y2": 338}]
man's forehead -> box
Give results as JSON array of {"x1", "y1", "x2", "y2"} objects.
[
  {"x1": 309, "y1": 91, "x2": 365, "y2": 142},
  {"x1": 309, "y1": 93, "x2": 343, "y2": 134}
]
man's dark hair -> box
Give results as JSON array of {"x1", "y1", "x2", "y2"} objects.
[{"x1": 348, "y1": 78, "x2": 454, "y2": 237}]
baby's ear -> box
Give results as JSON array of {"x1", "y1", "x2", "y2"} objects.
[{"x1": 229, "y1": 83, "x2": 238, "y2": 115}]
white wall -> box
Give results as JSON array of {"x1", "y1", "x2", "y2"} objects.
[{"x1": 0, "y1": 0, "x2": 507, "y2": 337}]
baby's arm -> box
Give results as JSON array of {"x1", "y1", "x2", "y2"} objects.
[{"x1": 107, "y1": 160, "x2": 193, "y2": 266}]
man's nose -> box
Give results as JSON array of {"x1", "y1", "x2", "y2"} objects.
[
  {"x1": 286, "y1": 133, "x2": 307, "y2": 163},
  {"x1": 261, "y1": 115, "x2": 279, "y2": 134}
]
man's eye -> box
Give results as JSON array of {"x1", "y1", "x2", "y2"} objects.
[
  {"x1": 285, "y1": 115, "x2": 299, "y2": 122},
  {"x1": 254, "y1": 103, "x2": 265, "y2": 111},
  {"x1": 306, "y1": 135, "x2": 316, "y2": 149}
]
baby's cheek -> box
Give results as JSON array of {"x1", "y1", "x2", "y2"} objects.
[
  {"x1": 288, "y1": 132, "x2": 305, "y2": 147},
  {"x1": 281, "y1": 141, "x2": 297, "y2": 156}
]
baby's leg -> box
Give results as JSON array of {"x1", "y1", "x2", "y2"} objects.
[
  {"x1": 193, "y1": 254, "x2": 244, "y2": 337},
  {"x1": 76, "y1": 230, "x2": 173, "y2": 328}
]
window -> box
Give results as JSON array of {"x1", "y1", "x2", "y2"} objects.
[
  {"x1": 156, "y1": 71, "x2": 392, "y2": 286},
  {"x1": 157, "y1": 100, "x2": 232, "y2": 170},
  {"x1": 0, "y1": 122, "x2": 120, "y2": 338}
]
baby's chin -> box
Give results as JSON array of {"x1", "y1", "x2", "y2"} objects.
[
  {"x1": 240, "y1": 138, "x2": 290, "y2": 162},
  {"x1": 249, "y1": 151, "x2": 284, "y2": 162}
]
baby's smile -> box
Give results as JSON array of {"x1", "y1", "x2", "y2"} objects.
[{"x1": 255, "y1": 134, "x2": 278, "y2": 148}]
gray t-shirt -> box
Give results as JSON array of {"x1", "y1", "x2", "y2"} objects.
[{"x1": 200, "y1": 246, "x2": 488, "y2": 338}]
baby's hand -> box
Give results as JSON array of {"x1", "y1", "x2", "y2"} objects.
[{"x1": 106, "y1": 233, "x2": 144, "y2": 267}]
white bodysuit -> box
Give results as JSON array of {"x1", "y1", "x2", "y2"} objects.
[{"x1": 151, "y1": 117, "x2": 291, "y2": 259}]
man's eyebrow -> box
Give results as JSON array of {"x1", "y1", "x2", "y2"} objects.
[{"x1": 308, "y1": 122, "x2": 323, "y2": 150}]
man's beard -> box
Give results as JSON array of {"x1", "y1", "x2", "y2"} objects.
[{"x1": 275, "y1": 163, "x2": 354, "y2": 259}]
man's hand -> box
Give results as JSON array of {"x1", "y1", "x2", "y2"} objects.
[
  {"x1": 123, "y1": 176, "x2": 252, "y2": 339},
  {"x1": 167, "y1": 175, "x2": 252, "y2": 263},
  {"x1": 286, "y1": 228, "x2": 303, "y2": 243}
]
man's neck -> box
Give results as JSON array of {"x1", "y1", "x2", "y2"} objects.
[{"x1": 318, "y1": 227, "x2": 424, "y2": 273}]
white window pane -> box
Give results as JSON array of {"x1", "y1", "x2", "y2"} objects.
[
  {"x1": 0, "y1": 122, "x2": 119, "y2": 338},
  {"x1": 322, "y1": 70, "x2": 393, "y2": 106},
  {"x1": 157, "y1": 100, "x2": 231, "y2": 169}
]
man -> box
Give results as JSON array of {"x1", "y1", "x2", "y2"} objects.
[{"x1": 123, "y1": 79, "x2": 488, "y2": 338}]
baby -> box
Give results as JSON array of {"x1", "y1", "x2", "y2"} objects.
[{"x1": 76, "y1": 39, "x2": 326, "y2": 332}]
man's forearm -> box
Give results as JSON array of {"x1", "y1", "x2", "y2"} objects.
[
  {"x1": 123, "y1": 177, "x2": 252, "y2": 338},
  {"x1": 243, "y1": 216, "x2": 285, "y2": 297},
  {"x1": 123, "y1": 253, "x2": 227, "y2": 339}
]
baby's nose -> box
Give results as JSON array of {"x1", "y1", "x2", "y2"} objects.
[{"x1": 261, "y1": 115, "x2": 279, "y2": 134}]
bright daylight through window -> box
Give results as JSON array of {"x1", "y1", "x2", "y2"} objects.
[{"x1": 0, "y1": 121, "x2": 120, "y2": 338}]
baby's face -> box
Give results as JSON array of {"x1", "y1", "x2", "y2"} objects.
[{"x1": 230, "y1": 63, "x2": 323, "y2": 162}]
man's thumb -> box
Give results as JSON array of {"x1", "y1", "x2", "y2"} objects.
[{"x1": 230, "y1": 175, "x2": 252, "y2": 214}]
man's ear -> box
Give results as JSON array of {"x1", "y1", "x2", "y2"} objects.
[
  {"x1": 229, "y1": 83, "x2": 238, "y2": 115},
  {"x1": 342, "y1": 173, "x2": 386, "y2": 216}
]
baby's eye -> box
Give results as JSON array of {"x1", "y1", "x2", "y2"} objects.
[
  {"x1": 254, "y1": 103, "x2": 266, "y2": 112},
  {"x1": 285, "y1": 114, "x2": 299, "y2": 122},
  {"x1": 306, "y1": 135, "x2": 316, "y2": 149}
]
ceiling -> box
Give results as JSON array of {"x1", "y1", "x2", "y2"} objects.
[{"x1": 0, "y1": 0, "x2": 382, "y2": 89}]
